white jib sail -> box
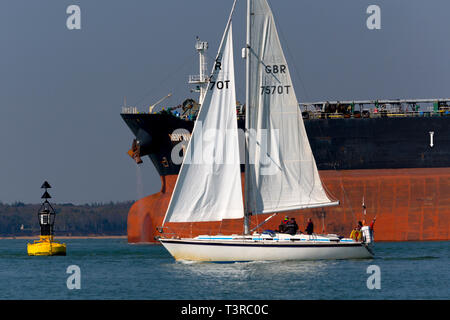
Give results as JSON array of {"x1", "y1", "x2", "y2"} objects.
[
  {"x1": 246, "y1": 0, "x2": 339, "y2": 215},
  {"x1": 163, "y1": 21, "x2": 244, "y2": 223}
]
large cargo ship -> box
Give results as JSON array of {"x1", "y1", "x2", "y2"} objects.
[{"x1": 121, "y1": 37, "x2": 450, "y2": 243}]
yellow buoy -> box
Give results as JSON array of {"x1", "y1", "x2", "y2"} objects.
[
  {"x1": 27, "y1": 235, "x2": 66, "y2": 256},
  {"x1": 27, "y1": 181, "x2": 67, "y2": 256}
]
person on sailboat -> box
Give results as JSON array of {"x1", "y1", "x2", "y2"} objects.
[
  {"x1": 363, "y1": 217, "x2": 376, "y2": 231},
  {"x1": 278, "y1": 216, "x2": 290, "y2": 233},
  {"x1": 305, "y1": 218, "x2": 314, "y2": 235},
  {"x1": 285, "y1": 218, "x2": 299, "y2": 235},
  {"x1": 361, "y1": 217, "x2": 376, "y2": 242},
  {"x1": 350, "y1": 225, "x2": 362, "y2": 241}
]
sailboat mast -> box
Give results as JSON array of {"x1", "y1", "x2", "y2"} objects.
[{"x1": 244, "y1": 0, "x2": 251, "y2": 234}]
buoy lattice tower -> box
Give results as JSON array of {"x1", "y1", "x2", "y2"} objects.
[{"x1": 27, "y1": 181, "x2": 66, "y2": 256}]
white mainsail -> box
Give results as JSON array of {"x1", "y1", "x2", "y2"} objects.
[
  {"x1": 163, "y1": 18, "x2": 244, "y2": 223},
  {"x1": 245, "y1": 0, "x2": 339, "y2": 215}
]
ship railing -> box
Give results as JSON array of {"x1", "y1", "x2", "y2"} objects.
[
  {"x1": 169, "y1": 109, "x2": 449, "y2": 121},
  {"x1": 121, "y1": 107, "x2": 139, "y2": 114},
  {"x1": 302, "y1": 110, "x2": 450, "y2": 120}
]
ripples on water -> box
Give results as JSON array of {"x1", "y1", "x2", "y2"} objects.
[{"x1": 0, "y1": 239, "x2": 448, "y2": 299}]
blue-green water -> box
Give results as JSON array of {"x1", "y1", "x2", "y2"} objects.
[{"x1": 0, "y1": 239, "x2": 448, "y2": 300}]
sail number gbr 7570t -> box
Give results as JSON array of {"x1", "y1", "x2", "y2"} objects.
[{"x1": 261, "y1": 64, "x2": 291, "y2": 95}]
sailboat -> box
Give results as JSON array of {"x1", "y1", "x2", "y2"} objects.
[{"x1": 159, "y1": 0, "x2": 374, "y2": 262}]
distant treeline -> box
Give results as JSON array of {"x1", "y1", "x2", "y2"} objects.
[{"x1": 0, "y1": 201, "x2": 133, "y2": 236}]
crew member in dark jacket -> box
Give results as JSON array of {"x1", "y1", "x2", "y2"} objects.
[
  {"x1": 305, "y1": 218, "x2": 314, "y2": 235},
  {"x1": 285, "y1": 218, "x2": 299, "y2": 235}
]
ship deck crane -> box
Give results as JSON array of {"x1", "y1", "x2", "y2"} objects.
[{"x1": 149, "y1": 93, "x2": 172, "y2": 113}]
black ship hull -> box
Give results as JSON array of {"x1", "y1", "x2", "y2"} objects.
[{"x1": 122, "y1": 113, "x2": 450, "y2": 174}]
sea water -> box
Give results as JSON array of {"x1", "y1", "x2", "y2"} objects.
[{"x1": 0, "y1": 239, "x2": 448, "y2": 300}]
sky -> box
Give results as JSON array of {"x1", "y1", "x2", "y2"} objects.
[{"x1": 0, "y1": 0, "x2": 449, "y2": 204}]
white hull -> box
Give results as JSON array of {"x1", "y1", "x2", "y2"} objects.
[{"x1": 160, "y1": 237, "x2": 374, "y2": 262}]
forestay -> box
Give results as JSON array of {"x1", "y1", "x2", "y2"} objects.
[
  {"x1": 163, "y1": 19, "x2": 244, "y2": 223},
  {"x1": 245, "y1": 0, "x2": 339, "y2": 215}
]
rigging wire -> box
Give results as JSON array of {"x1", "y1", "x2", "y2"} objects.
[{"x1": 272, "y1": 8, "x2": 310, "y2": 103}]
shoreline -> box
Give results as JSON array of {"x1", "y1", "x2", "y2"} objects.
[{"x1": 0, "y1": 235, "x2": 127, "y2": 240}]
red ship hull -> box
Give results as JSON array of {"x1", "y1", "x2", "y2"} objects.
[{"x1": 127, "y1": 167, "x2": 450, "y2": 243}]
